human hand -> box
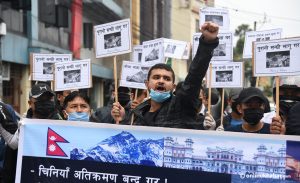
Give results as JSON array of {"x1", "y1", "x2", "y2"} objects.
[
  {"x1": 216, "y1": 125, "x2": 224, "y2": 131},
  {"x1": 203, "y1": 113, "x2": 216, "y2": 130},
  {"x1": 111, "y1": 102, "x2": 125, "y2": 124},
  {"x1": 270, "y1": 116, "x2": 286, "y2": 135},
  {"x1": 200, "y1": 22, "x2": 219, "y2": 42}
]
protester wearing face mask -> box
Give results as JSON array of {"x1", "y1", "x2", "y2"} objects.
[
  {"x1": 270, "y1": 76, "x2": 300, "y2": 135},
  {"x1": 111, "y1": 22, "x2": 219, "y2": 129},
  {"x1": 27, "y1": 83, "x2": 60, "y2": 119},
  {"x1": 93, "y1": 86, "x2": 132, "y2": 123},
  {"x1": 226, "y1": 87, "x2": 270, "y2": 134},
  {"x1": 63, "y1": 91, "x2": 96, "y2": 122},
  {"x1": 0, "y1": 83, "x2": 60, "y2": 182}
]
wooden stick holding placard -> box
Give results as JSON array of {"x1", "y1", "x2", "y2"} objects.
[
  {"x1": 207, "y1": 63, "x2": 212, "y2": 114},
  {"x1": 275, "y1": 76, "x2": 280, "y2": 117},
  {"x1": 130, "y1": 89, "x2": 138, "y2": 125},
  {"x1": 113, "y1": 56, "x2": 120, "y2": 124},
  {"x1": 220, "y1": 88, "x2": 225, "y2": 127},
  {"x1": 255, "y1": 77, "x2": 259, "y2": 87}
]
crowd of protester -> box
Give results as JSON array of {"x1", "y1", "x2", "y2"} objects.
[{"x1": 0, "y1": 22, "x2": 300, "y2": 182}]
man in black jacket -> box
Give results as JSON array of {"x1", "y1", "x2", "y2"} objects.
[{"x1": 111, "y1": 22, "x2": 219, "y2": 129}]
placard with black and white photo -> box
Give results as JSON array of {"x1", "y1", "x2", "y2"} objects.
[
  {"x1": 119, "y1": 61, "x2": 149, "y2": 89},
  {"x1": 164, "y1": 39, "x2": 189, "y2": 59},
  {"x1": 141, "y1": 38, "x2": 165, "y2": 66},
  {"x1": 243, "y1": 28, "x2": 282, "y2": 58},
  {"x1": 182, "y1": 42, "x2": 191, "y2": 60},
  {"x1": 30, "y1": 53, "x2": 72, "y2": 81},
  {"x1": 211, "y1": 32, "x2": 233, "y2": 61},
  {"x1": 253, "y1": 37, "x2": 300, "y2": 76},
  {"x1": 133, "y1": 45, "x2": 143, "y2": 63},
  {"x1": 192, "y1": 33, "x2": 202, "y2": 59},
  {"x1": 200, "y1": 7, "x2": 230, "y2": 31},
  {"x1": 94, "y1": 19, "x2": 132, "y2": 58},
  {"x1": 54, "y1": 59, "x2": 92, "y2": 91},
  {"x1": 206, "y1": 62, "x2": 244, "y2": 88}
]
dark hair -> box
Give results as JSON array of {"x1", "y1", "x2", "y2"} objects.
[
  {"x1": 63, "y1": 91, "x2": 90, "y2": 109},
  {"x1": 147, "y1": 63, "x2": 175, "y2": 83}
]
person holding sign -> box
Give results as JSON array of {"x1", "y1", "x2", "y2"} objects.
[
  {"x1": 111, "y1": 22, "x2": 219, "y2": 129},
  {"x1": 270, "y1": 76, "x2": 300, "y2": 135},
  {"x1": 226, "y1": 87, "x2": 270, "y2": 134}
]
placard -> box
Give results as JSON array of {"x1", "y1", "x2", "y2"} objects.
[
  {"x1": 94, "y1": 19, "x2": 132, "y2": 58},
  {"x1": 30, "y1": 53, "x2": 72, "y2": 81},
  {"x1": 54, "y1": 59, "x2": 92, "y2": 91},
  {"x1": 119, "y1": 61, "x2": 149, "y2": 89},
  {"x1": 16, "y1": 119, "x2": 300, "y2": 183},
  {"x1": 193, "y1": 32, "x2": 232, "y2": 62},
  {"x1": 211, "y1": 32, "x2": 233, "y2": 61},
  {"x1": 243, "y1": 28, "x2": 282, "y2": 58},
  {"x1": 182, "y1": 42, "x2": 191, "y2": 60},
  {"x1": 164, "y1": 38, "x2": 189, "y2": 59},
  {"x1": 200, "y1": 7, "x2": 230, "y2": 31},
  {"x1": 253, "y1": 37, "x2": 300, "y2": 76},
  {"x1": 132, "y1": 45, "x2": 143, "y2": 63},
  {"x1": 141, "y1": 38, "x2": 165, "y2": 66},
  {"x1": 192, "y1": 33, "x2": 202, "y2": 59},
  {"x1": 206, "y1": 62, "x2": 244, "y2": 88}
]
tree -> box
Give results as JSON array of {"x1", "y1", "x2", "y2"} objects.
[{"x1": 233, "y1": 24, "x2": 252, "y2": 60}]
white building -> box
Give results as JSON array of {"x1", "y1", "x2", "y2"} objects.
[{"x1": 163, "y1": 137, "x2": 286, "y2": 177}]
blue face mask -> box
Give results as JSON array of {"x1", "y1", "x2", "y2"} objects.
[
  {"x1": 67, "y1": 112, "x2": 90, "y2": 122},
  {"x1": 149, "y1": 89, "x2": 171, "y2": 103}
]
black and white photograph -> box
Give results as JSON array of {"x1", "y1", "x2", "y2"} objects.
[
  {"x1": 192, "y1": 33, "x2": 201, "y2": 59},
  {"x1": 205, "y1": 15, "x2": 223, "y2": 26},
  {"x1": 104, "y1": 32, "x2": 121, "y2": 49},
  {"x1": 43, "y1": 62, "x2": 54, "y2": 74},
  {"x1": 126, "y1": 68, "x2": 148, "y2": 83},
  {"x1": 165, "y1": 44, "x2": 176, "y2": 54},
  {"x1": 145, "y1": 48, "x2": 159, "y2": 62},
  {"x1": 213, "y1": 43, "x2": 226, "y2": 56},
  {"x1": 64, "y1": 70, "x2": 81, "y2": 84},
  {"x1": 216, "y1": 70, "x2": 233, "y2": 82},
  {"x1": 266, "y1": 51, "x2": 290, "y2": 68},
  {"x1": 94, "y1": 19, "x2": 131, "y2": 58}
]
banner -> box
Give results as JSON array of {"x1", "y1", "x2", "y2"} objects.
[
  {"x1": 16, "y1": 119, "x2": 300, "y2": 183},
  {"x1": 94, "y1": 19, "x2": 132, "y2": 58},
  {"x1": 163, "y1": 39, "x2": 189, "y2": 59},
  {"x1": 30, "y1": 53, "x2": 72, "y2": 81},
  {"x1": 253, "y1": 37, "x2": 300, "y2": 76}
]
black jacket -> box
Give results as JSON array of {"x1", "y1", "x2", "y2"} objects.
[{"x1": 127, "y1": 36, "x2": 219, "y2": 129}]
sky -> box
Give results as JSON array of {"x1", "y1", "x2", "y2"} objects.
[{"x1": 214, "y1": 0, "x2": 300, "y2": 44}]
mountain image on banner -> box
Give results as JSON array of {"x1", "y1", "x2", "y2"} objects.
[{"x1": 70, "y1": 131, "x2": 164, "y2": 167}]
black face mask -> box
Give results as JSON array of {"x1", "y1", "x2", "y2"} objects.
[
  {"x1": 279, "y1": 100, "x2": 298, "y2": 117},
  {"x1": 118, "y1": 93, "x2": 130, "y2": 107},
  {"x1": 34, "y1": 100, "x2": 56, "y2": 119},
  {"x1": 231, "y1": 101, "x2": 241, "y2": 115},
  {"x1": 243, "y1": 108, "x2": 264, "y2": 126}
]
